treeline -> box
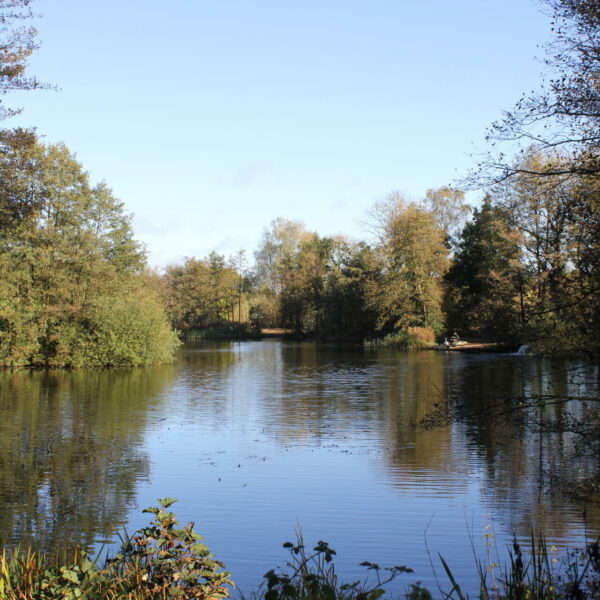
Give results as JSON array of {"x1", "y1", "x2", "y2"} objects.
[
  {"x1": 155, "y1": 196, "x2": 453, "y2": 343},
  {"x1": 158, "y1": 170, "x2": 599, "y2": 356},
  {"x1": 5, "y1": 135, "x2": 595, "y2": 366},
  {"x1": 2, "y1": 0, "x2": 599, "y2": 363},
  {"x1": 157, "y1": 0, "x2": 600, "y2": 358},
  {"x1": 0, "y1": 133, "x2": 179, "y2": 367}
]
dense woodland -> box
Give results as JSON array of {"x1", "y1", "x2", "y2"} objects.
[
  {"x1": 157, "y1": 166, "x2": 600, "y2": 358},
  {"x1": 1, "y1": 0, "x2": 600, "y2": 365}
]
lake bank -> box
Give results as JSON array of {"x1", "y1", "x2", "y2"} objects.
[{"x1": 431, "y1": 341, "x2": 517, "y2": 352}]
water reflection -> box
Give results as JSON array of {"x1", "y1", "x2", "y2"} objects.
[
  {"x1": 0, "y1": 366, "x2": 174, "y2": 550},
  {"x1": 437, "y1": 355, "x2": 600, "y2": 538},
  {"x1": 0, "y1": 342, "x2": 597, "y2": 595},
  {"x1": 174, "y1": 342, "x2": 599, "y2": 545}
]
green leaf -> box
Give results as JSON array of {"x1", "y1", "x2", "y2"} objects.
[
  {"x1": 367, "y1": 589, "x2": 385, "y2": 600},
  {"x1": 438, "y1": 554, "x2": 467, "y2": 600},
  {"x1": 158, "y1": 497, "x2": 178, "y2": 508},
  {"x1": 61, "y1": 568, "x2": 80, "y2": 584}
]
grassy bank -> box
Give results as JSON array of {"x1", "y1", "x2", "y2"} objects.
[{"x1": 2, "y1": 500, "x2": 599, "y2": 599}]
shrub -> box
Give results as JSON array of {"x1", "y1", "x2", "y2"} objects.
[
  {"x1": 365, "y1": 327, "x2": 436, "y2": 350},
  {"x1": 0, "y1": 499, "x2": 233, "y2": 600}
]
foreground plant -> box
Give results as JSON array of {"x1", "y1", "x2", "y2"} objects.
[
  {"x1": 251, "y1": 534, "x2": 415, "y2": 600},
  {"x1": 0, "y1": 498, "x2": 233, "y2": 600},
  {"x1": 0, "y1": 545, "x2": 101, "y2": 599},
  {"x1": 104, "y1": 497, "x2": 233, "y2": 599},
  {"x1": 2, "y1": 503, "x2": 600, "y2": 599},
  {"x1": 439, "y1": 534, "x2": 600, "y2": 600}
]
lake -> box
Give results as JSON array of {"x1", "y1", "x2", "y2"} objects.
[{"x1": 0, "y1": 340, "x2": 598, "y2": 597}]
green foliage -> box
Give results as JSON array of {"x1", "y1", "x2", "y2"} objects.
[
  {"x1": 366, "y1": 201, "x2": 449, "y2": 335},
  {"x1": 250, "y1": 287, "x2": 282, "y2": 330},
  {"x1": 251, "y1": 206, "x2": 450, "y2": 340},
  {"x1": 366, "y1": 327, "x2": 436, "y2": 350},
  {"x1": 0, "y1": 138, "x2": 178, "y2": 367},
  {"x1": 165, "y1": 254, "x2": 248, "y2": 332},
  {"x1": 318, "y1": 241, "x2": 379, "y2": 340},
  {"x1": 85, "y1": 289, "x2": 180, "y2": 367},
  {"x1": 0, "y1": 499, "x2": 234, "y2": 599},
  {"x1": 444, "y1": 196, "x2": 525, "y2": 340},
  {"x1": 0, "y1": 545, "x2": 102, "y2": 600},
  {"x1": 447, "y1": 153, "x2": 600, "y2": 355},
  {"x1": 184, "y1": 323, "x2": 261, "y2": 340},
  {"x1": 250, "y1": 533, "x2": 414, "y2": 600},
  {"x1": 2, "y1": 503, "x2": 600, "y2": 600},
  {"x1": 104, "y1": 498, "x2": 233, "y2": 599},
  {"x1": 468, "y1": 1, "x2": 600, "y2": 357}
]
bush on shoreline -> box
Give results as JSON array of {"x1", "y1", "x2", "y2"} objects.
[{"x1": 364, "y1": 327, "x2": 437, "y2": 350}]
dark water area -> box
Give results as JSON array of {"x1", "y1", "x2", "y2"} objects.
[{"x1": 0, "y1": 341, "x2": 598, "y2": 597}]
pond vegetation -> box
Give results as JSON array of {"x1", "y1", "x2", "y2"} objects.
[{"x1": 1, "y1": 500, "x2": 599, "y2": 599}]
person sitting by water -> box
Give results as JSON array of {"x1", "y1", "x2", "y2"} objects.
[{"x1": 451, "y1": 331, "x2": 460, "y2": 345}]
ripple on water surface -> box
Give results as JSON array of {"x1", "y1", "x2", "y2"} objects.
[{"x1": 0, "y1": 341, "x2": 597, "y2": 597}]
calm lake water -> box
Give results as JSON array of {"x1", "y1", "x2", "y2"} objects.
[{"x1": 0, "y1": 340, "x2": 598, "y2": 597}]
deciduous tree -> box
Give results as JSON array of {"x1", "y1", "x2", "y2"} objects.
[
  {"x1": 367, "y1": 198, "x2": 449, "y2": 334},
  {"x1": 0, "y1": 139, "x2": 178, "y2": 366},
  {"x1": 421, "y1": 186, "x2": 471, "y2": 250}
]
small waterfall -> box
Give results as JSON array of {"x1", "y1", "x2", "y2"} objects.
[{"x1": 514, "y1": 344, "x2": 529, "y2": 355}]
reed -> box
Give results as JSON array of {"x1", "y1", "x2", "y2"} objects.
[{"x1": 438, "y1": 534, "x2": 600, "y2": 600}]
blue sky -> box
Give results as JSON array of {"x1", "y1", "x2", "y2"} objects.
[{"x1": 12, "y1": 1, "x2": 552, "y2": 267}]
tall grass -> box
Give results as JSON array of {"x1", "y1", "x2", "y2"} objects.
[{"x1": 439, "y1": 534, "x2": 600, "y2": 600}]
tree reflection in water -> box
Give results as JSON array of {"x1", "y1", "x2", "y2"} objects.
[{"x1": 0, "y1": 365, "x2": 174, "y2": 551}]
